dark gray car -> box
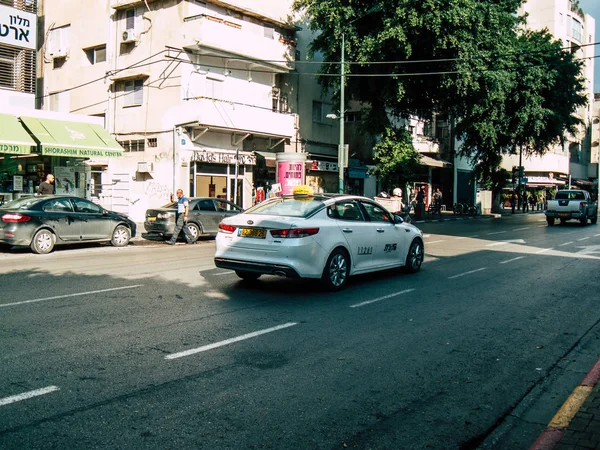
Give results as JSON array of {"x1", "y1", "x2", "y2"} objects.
[
  {"x1": 143, "y1": 197, "x2": 242, "y2": 241},
  {"x1": 0, "y1": 195, "x2": 137, "y2": 254}
]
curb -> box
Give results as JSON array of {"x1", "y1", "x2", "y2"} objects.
[{"x1": 530, "y1": 357, "x2": 600, "y2": 450}]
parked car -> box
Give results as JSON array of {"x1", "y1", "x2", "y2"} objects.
[
  {"x1": 144, "y1": 197, "x2": 243, "y2": 241},
  {"x1": 545, "y1": 189, "x2": 598, "y2": 226},
  {"x1": 0, "y1": 195, "x2": 137, "y2": 254},
  {"x1": 214, "y1": 191, "x2": 424, "y2": 290}
]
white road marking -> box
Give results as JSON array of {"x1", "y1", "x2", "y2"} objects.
[
  {"x1": 0, "y1": 386, "x2": 60, "y2": 407},
  {"x1": 165, "y1": 322, "x2": 298, "y2": 360},
  {"x1": 423, "y1": 234, "x2": 432, "y2": 238},
  {"x1": 537, "y1": 225, "x2": 547, "y2": 228},
  {"x1": 535, "y1": 248, "x2": 553, "y2": 254},
  {"x1": 500, "y1": 256, "x2": 526, "y2": 264},
  {"x1": 448, "y1": 268, "x2": 487, "y2": 279},
  {"x1": 595, "y1": 234, "x2": 600, "y2": 237},
  {"x1": 350, "y1": 289, "x2": 415, "y2": 308},
  {"x1": 0, "y1": 285, "x2": 144, "y2": 309},
  {"x1": 213, "y1": 272, "x2": 233, "y2": 276},
  {"x1": 559, "y1": 242, "x2": 574, "y2": 247},
  {"x1": 513, "y1": 227, "x2": 530, "y2": 231},
  {"x1": 486, "y1": 239, "x2": 526, "y2": 247},
  {"x1": 456, "y1": 235, "x2": 480, "y2": 240},
  {"x1": 486, "y1": 231, "x2": 507, "y2": 235},
  {"x1": 577, "y1": 237, "x2": 591, "y2": 241},
  {"x1": 426, "y1": 240, "x2": 445, "y2": 245}
]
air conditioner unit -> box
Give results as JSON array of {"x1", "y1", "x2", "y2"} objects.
[
  {"x1": 137, "y1": 162, "x2": 153, "y2": 173},
  {"x1": 122, "y1": 29, "x2": 138, "y2": 43},
  {"x1": 50, "y1": 48, "x2": 67, "y2": 58}
]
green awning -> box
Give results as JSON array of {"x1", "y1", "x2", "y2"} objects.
[
  {"x1": 20, "y1": 117, "x2": 124, "y2": 158},
  {"x1": 0, "y1": 113, "x2": 37, "y2": 155}
]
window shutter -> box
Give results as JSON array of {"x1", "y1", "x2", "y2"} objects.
[{"x1": 134, "y1": 79, "x2": 144, "y2": 105}]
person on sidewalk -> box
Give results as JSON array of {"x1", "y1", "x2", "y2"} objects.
[
  {"x1": 511, "y1": 191, "x2": 517, "y2": 214},
  {"x1": 36, "y1": 174, "x2": 55, "y2": 195},
  {"x1": 521, "y1": 190, "x2": 529, "y2": 213},
  {"x1": 166, "y1": 189, "x2": 195, "y2": 245}
]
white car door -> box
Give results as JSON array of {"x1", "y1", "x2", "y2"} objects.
[
  {"x1": 359, "y1": 201, "x2": 406, "y2": 268},
  {"x1": 330, "y1": 200, "x2": 378, "y2": 271}
]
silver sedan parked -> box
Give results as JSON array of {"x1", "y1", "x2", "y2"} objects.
[{"x1": 143, "y1": 197, "x2": 243, "y2": 242}]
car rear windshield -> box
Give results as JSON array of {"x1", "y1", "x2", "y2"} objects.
[
  {"x1": 245, "y1": 196, "x2": 325, "y2": 217},
  {"x1": 555, "y1": 191, "x2": 584, "y2": 200},
  {"x1": 1, "y1": 196, "x2": 41, "y2": 210}
]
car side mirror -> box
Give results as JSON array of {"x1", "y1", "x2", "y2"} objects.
[{"x1": 394, "y1": 214, "x2": 404, "y2": 224}]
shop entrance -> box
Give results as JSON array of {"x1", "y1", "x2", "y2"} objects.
[{"x1": 192, "y1": 162, "x2": 244, "y2": 207}]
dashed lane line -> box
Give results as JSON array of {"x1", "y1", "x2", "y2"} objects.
[
  {"x1": 577, "y1": 237, "x2": 591, "y2": 241},
  {"x1": 486, "y1": 231, "x2": 507, "y2": 235},
  {"x1": 513, "y1": 227, "x2": 530, "y2": 231},
  {"x1": 559, "y1": 242, "x2": 574, "y2": 247},
  {"x1": 500, "y1": 256, "x2": 526, "y2": 264},
  {"x1": 165, "y1": 322, "x2": 298, "y2": 360},
  {"x1": 350, "y1": 289, "x2": 415, "y2": 308},
  {"x1": 535, "y1": 248, "x2": 554, "y2": 254},
  {"x1": 0, "y1": 285, "x2": 144, "y2": 308},
  {"x1": 448, "y1": 268, "x2": 487, "y2": 279},
  {"x1": 0, "y1": 386, "x2": 60, "y2": 407},
  {"x1": 456, "y1": 235, "x2": 480, "y2": 240}
]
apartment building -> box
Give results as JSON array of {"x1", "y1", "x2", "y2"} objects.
[
  {"x1": 40, "y1": 0, "x2": 302, "y2": 221},
  {"x1": 505, "y1": 0, "x2": 597, "y2": 196}
]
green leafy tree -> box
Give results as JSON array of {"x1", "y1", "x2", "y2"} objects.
[
  {"x1": 294, "y1": 0, "x2": 588, "y2": 212},
  {"x1": 370, "y1": 128, "x2": 422, "y2": 192}
]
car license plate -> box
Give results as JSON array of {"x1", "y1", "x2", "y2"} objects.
[
  {"x1": 148, "y1": 217, "x2": 157, "y2": 222},
  {"x1": 560, "y1": 213, "x2": 569, "y2": 218},
  {"x1": 239, "y1": 228, "x2": 266, "y2": 239}
]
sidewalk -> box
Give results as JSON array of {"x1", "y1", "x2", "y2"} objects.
[{"x1": 532, "y1": 358, "x2": 600, "y2": 450}]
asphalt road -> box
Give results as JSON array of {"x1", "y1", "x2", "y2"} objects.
[{"x1": 1, "y1": 213, "x2": 599, "y2": 449}]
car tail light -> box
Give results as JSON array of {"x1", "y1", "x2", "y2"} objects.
[
  {"x1": 2, "y1": 213, "x2": 31, "y2": 223},
  {"x1": 218, "y1": 223, "x2": 237, "y2": 234},
  {"x1": 270, "y1": 228, "x2": 319, "y2": 238},
  {"x1": 580, "y1": 202, "x2": 586, "y2": 209}
]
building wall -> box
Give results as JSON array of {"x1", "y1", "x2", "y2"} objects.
[{"x1": 41, "y1": 0, "x2": 301, "y2": 221}]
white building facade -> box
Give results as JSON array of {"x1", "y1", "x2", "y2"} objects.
[
  {"x1": 509, "y1": 0, "x2": 597, "y2": 195},
  {"x1": 41, "y1": 0, "x2": 302, "y2": 221}
]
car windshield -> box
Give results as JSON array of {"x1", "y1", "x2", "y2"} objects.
[
  {"x1": 245, "y1": 196, "x2": 325, "y2": 218},
  {"x1": 1, "y1": 196, "x2": 41, "y2": 210}
]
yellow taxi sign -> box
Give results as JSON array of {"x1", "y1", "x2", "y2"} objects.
[{"x1": 293, "y1": 185, "x2": 314, "y2": 196}]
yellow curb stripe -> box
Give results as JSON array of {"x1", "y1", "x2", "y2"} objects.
[{"x1": 548, "y1": 386, "x2": 593, "y2": 429}]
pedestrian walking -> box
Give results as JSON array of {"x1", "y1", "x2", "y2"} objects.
[
  {"x1": 521, "y1": 190, "x2": 528, "y2": 213},
  {"x1": 511, "y1": 191, "x2": 517, "y2": 214},
  {"x1": 166, "y1": 189, "x2": 195, "y2": 245},
  {"x1": 36, "y1": 174, "x2": 55, "y2": 195}
]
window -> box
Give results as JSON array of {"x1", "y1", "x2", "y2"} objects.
[
  {"x1": 72, "y1": 198, "x2": 103, "y2": 214},
  {"x1": 125, "y1": 8, "x2": 136, "y2": 30},
  {"x1": 312, "y1": 101, "x2": 326, "y2": 123},
  {"x1": 360, "y1": 202, "x2": 391, "y2": 223},
  {"x1": 43, "y1": 198, "x2": 74, "y2": 213},
  {"x1": 124, "y1": 79, "x2": 144, "y2": 106},
  {"x1": 570, "y1": 17, "x2": 582, "y2": 42},
  {"x1": 215, "y1": 200, "x2": 241, "y2": 212},
  {"x1": 85, "y1": 46, "x2": 106, "y2": 65},
  {"x1": 49, "y1": 91, "x2": 69, "y2": 112},
  {"x1": 345, "y1": 111, "x2": 361, "y2": 122},
  {"x1": 147, "y1": 138, "x2": 158, "y2": 147},
  {"x1": 0, "y1": 46, "x2": 35, "y2": 93},
  {"x1": 264, "y1": 25, "x2": 274, "y2": 39},
  {"x1": 333, "y1": 201, "x2": 364, "y2": 221},
  {"x1": 118, "y1": 139, "x2": 145, "y2": 152},
  {"x1": 196, "y1": 199, "x2": 216, "y2": 211}
]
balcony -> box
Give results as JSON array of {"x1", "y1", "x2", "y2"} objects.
[
  {"x1": 182, "y1": 15, "x2": 295, "y2": 73},
  {"x1": 412, "y1": 136, "x2": 440, "y2": 154},
  {"x1": 176, "y1": 97, "x2": 296, "y2": 138}
]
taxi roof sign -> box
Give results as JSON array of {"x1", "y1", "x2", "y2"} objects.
[{"x1": 293, "y1": 185, "x2": 314, "y2": 196}]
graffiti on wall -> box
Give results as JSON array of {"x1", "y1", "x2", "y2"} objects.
[{"x1": 145, "y1": 181, "x2": 171, "y2": 199}]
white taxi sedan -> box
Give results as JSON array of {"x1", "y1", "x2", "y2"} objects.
[{"x1": 214, "y1": 192, "x2": 424, "y2": 290}]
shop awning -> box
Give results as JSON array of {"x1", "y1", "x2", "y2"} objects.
[
  {"x1": 420, "y1": 155, "x2": 452, "y2": 168},
  {"x1": 20, "y1": 117, "x2": 124, "y2": 158},
  {"x1": 0, "y1": 113, "x2": 37, "y2": 155}
]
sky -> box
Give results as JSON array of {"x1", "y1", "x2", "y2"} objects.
[{"x1": 580, "y1": 0, "x2": 600, "y2": 92}]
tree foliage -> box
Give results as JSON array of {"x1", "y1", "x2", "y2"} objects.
[
  {"x1": 293, "y1": 0, "x2": 588, "y2": 180},
  {"x1": 370, "y1": 128, "x2": 422, "y2": 191}
]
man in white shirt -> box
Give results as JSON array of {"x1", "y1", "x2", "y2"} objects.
[{"x1": 166, "y1": 189, "x2": 195, "y2": 245}]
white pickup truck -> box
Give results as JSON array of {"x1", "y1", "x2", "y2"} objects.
[{"x1": 545, "y1": 189, "x2": 598, "y2": 226}]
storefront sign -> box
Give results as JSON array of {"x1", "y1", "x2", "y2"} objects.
[
  {"x1": 307, "y1": 160, "x2": 338, "y2": 172},
  {"x1": 1, "y1": 143, "x2": 32, "y2": 155},
  {"x1": 0, "y1": 5, "x2": 36, "y2": 51},
  {"x1": 13, "y1": 175, "x2": 23, "y2": 192},
  {"x1": 42, "y1": 147, "x2": 123, "y2": 158},
  {"x1": 191, "y1": 150, "x2": 256, "y2": 165},
  {"x1": 277, "y1": 161, "x2": 304, "y2": 195}
]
